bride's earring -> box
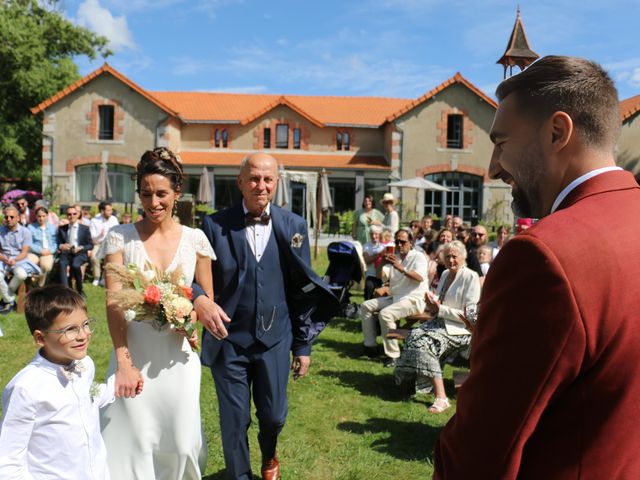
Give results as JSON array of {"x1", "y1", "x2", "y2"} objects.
[{"x1": 172, "y1": 201, "x2": 178, "y2": 217}]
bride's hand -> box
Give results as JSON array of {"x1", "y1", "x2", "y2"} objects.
[{"x1": 115, "y1": 363, "x2": 143, "y2": 398}]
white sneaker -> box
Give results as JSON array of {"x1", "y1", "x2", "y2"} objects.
[{"x1": 92, "y1": 279, "x2": 99, "y2": 286}]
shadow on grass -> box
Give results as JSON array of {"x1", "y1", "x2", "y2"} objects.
[
  {"x1": 315, "y1": 337, "x2": 367, "y2": 360},
  {"x1": 317, "y1": 369, "x2": 408, "y2": 401},
  {"x1": 202, "y1": 470, "x2": 260, "y2": 480},
  {"x1": 328, "y1": 316, "x2": 362, "y2": 333},
  {"x1": 338, "y1": 417, "x2": 439, "y2": 461}
]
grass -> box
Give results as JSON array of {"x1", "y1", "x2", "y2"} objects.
[{"x1": 0, "y1": 249, "x2": 464, "y2": 479}]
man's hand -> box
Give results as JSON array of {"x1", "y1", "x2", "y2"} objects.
[
  {"x1": 193, "y1": 295, "x2": 231, "y2": 340},
  {"x1": 374, "y1": 286, "x2": 390, "y2": 298},
  {"x1": 291, "y1": 355, "x2": 310, "y2": 380},
  {"x1": 384, "y1": 253, "x2": 402, "y2": 270}
]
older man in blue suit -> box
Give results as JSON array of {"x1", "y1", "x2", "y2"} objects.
[{"x1": 193, "y1": 152, "x2": 338, "y2": 480}]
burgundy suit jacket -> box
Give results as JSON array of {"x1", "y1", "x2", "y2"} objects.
[{"x1": 434, "y1": 170, "x2": 640, "y2": 479}]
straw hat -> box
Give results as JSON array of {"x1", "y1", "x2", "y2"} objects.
[{"x1": 381, "y1": 193, "x2": 395, "y2": 204}]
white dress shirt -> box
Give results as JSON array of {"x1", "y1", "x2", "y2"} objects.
[
  {"x1": 89, "y1": 214, "x2": 119, "y2": 244},
  {"x1": 0, "y1": 352, "x2": 115, "y2": 480},
  {"x1": 68, "y1": 223, "x2": 79, "y2": 247},
  {"x1": 550, "y1": 166, "x2": 622, "y2": 213},
  {"x1": 242, "y1": 201, "x2": 273, "y2": 261},
  {"x1": 382, "y1": 249, "x2": 429, "y2": 302}
]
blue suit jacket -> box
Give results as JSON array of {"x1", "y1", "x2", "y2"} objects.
[
  {"x1": 198, "y1": 203, "x2": 339, "y2": 366},
  {"x1": 56, "y1": 223, "x2": 93, "y2": 253}
]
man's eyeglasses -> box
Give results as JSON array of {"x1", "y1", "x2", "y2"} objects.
[
  {"x1": 67, "y1": 212, "x2": 79, "y2": 217},
  {"x1": 5, "y1": 215, "x2": 16, "y2": 219},
  {"x1": 396, "y1": 239, "x2": 410, "y2": 245},
  {"x1": 42, "y1": 318, "x2": 96, "y2": 341}
]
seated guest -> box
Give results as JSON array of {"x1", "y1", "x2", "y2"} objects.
[
  {"x1": 14, "y1": 196, "x2": 36, "y2": 227},
  {"x1": 89, "y1": 202, "x2": 119, "y2": 286},
  {"x1": 491, "y1": 225, "x2": 511, "y2": 259},
  {"x1": 80, "y1": 206, "x2": 92, "y2": 226},
  {"x1": 121, "y1": 212, "x2": 132, "y2": 224},
  {"x1": 34, "y1": 199, "x2": 59, "y2": 226},
  {"x1": 421, "y1": 215, "x2": 437, "y2": 241},
  {"x1": 0, "y1": 206, "x2": 41, "y2": 313},
  {"x1": 362, "y1": 225, "x2": 385, "y2": 300},
  {"x1": 56, "y1": 205, "x2": 92, "y2": 297},
  {"x1": 477, "y1": 245, "x2": 493, "y2": 276},
  {"x1": 410, "y1": 220, "x2": 425, "y2": 247},
  {"x1": 436, "y1": 228, "x2": 454, "y2": 246},
  {"x1": 360, "y1": 229, "x2": 428, "y2": 367},
  {"x1": 27, "y1": 207, "x2": 58, "y2": 287},
  {"x1": 394, "y1": 240, "x2": 480, "y2": 413}
]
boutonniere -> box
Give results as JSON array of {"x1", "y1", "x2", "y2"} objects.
[
  {"x1": 89, "y1": 382, "x2": 101, "y2": 403},
  {"x1": 291, "y1": 233, "x2": 304, "y2": 249}
]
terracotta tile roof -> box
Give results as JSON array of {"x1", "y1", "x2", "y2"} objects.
[
  {"x1": 30, "y1": 64, "x2": 177, "y2": 116},
  {"x1": 620, "y1": 95, "x2": 640, "y2": 121},
  {"x1": 385, "y1": 72, "x2": 497, "y2": 122},
  {"x1": 179, "y1": 151, "x2": 390, "y2": 170},
  {"x1": 152, "y1": 91, "x2": 411, "y2": 127}
]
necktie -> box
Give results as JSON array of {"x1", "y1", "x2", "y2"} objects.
[
  {"x1": 60, "y1": 360, "x2": 86, "y2": 380},
  {"x1": 245, "y1": 212, "x2": 271, "y2": 226}
]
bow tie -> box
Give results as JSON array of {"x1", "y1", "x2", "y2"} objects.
[
  {"x1": 245, "y1": 212, "x2": 271, "y2": 226},
  {"x1": 60, "y1": 360, "x2": 86, "y2": 380}
]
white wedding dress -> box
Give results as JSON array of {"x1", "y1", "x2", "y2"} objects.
[{"x1": 98, "y1": 224, "x2": 215, "y2": 480}]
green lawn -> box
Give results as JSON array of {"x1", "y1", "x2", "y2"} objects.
[{"x1": 0, "y1": 249, "x2": 462, "y2": 479}]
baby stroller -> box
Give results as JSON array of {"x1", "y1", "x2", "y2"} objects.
[{"x1": 323, "y1": 241, "x2": 362, "y2": 318}]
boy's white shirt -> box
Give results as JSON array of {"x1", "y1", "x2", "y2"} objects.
[{"x1": 0, "y1": 351, "x2": 115, "y2": 480}]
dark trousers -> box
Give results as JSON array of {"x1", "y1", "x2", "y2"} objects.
[
  {"x1": 58, "y1": 251, "x2": 88, "y2": 293},
  {"x1": 211, "y1": 334, "x2": 291, "y2": 480},
  {"x1": 364, "y1": 275, "x2": 383, "y2": 300}
]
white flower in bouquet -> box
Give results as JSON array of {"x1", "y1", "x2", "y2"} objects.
[{"x1": 124, "y1": 309, "x2": 136, "y2": 322}]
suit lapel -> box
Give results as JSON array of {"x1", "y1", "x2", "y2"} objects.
[
  {"x1": 556, "y1": 170, "x2": 639, "y2": 212},
  {"x1": 228, "y1": 204, "x2": 248, "y2": 272}
]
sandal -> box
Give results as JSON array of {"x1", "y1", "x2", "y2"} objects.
[{"x1": 427, "y1": 397, "x2": 450, "y2": 413}]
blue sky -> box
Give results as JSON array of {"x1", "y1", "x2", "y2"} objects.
[{"x1": 68, "y1": 0, "x2": 640, "y2": 101}]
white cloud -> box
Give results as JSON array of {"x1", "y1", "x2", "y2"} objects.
[{"x1": 77, "y1": 0, "x2": 135, "y2": 51}]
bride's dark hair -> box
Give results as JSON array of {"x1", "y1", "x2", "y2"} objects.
[{"x1": 136, "y1": 147, "x2": 184, "y2": 193}]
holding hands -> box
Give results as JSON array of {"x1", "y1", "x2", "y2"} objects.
[{"x1": 425, "y1": 291, "x2": 440, "y2": 316}]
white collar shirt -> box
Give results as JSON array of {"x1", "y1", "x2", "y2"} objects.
[
  {"x1": 89, "y1": 214, "x2": 119, "y2": 244},
  {"x1": 242, "y1": 201, "x2": 273, "y2": 261},
  {"x1": 40, "y1": 225, "x2": 49, "y2": 250},
  {"x1": 0, "y1": 352, "x2": 115, "y2": 480},
  {"x1": 384, "y1": 249, "x2": 429, "y2": 302},
  {"x1": 550, "y1": 166, "x2": 622, "y2": 214},
  {"x1": 68, "y1": 223, "x2": 79, "y2": 247}
]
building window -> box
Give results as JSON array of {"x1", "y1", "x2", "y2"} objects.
[
  {"x1": 447, "y1": 114, "x2": 463, "y2": 149},
  {"x1": 424, "y1": 172, "x2": 482, "y2": 223},
  {"x1": 264, "y1": 128, "x2": 271, "y2": 148},
  {"x1": 293, "y1": 128, "x2": 301, "y2": 149},
  {"x1": 336, "y1": 130, "x2": 350, "y2": 150},
  {"x1": 214, "y1": 128, "x2": 229, "y2": 148},
  {"x1": 76, "y1": 164, "x2": 135, "y2": 203},
  {"x1": 98, "y1": 105, "x2": 114, "y2": 140},
  {"x1": 276, "y1": 124, "x2": 288, "y2": 148}
]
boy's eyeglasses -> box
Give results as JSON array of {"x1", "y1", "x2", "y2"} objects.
[{"x1": 42, "y1": 318, "x2": 96, "y2": 340}]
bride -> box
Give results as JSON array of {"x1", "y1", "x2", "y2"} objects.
[{"x1": 99, "y1": 147, "x2": 214, "y2": 479}]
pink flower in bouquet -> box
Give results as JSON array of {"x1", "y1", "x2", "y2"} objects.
[
  {"x1": 181, "y1": 286, "x2": 193, "y2": 300},
  {"x1": 144, "y1": 284, "x2": 162, "y2": 305}
]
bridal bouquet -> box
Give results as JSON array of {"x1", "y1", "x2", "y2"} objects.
[{"x1": 105, "y1": 262, "x2": 197, "y2": 342}]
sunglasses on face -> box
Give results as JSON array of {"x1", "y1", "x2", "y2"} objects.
[
  {"x1": 396, "y1": 239, "x2": 410, "y2": 245},
  {"x1": 471, "y1": 232, "x2": 486, "y2": 237}
]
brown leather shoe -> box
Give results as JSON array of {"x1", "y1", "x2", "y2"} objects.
[{"x1": 261, "y1": 455, "x2": 280, "y2": 480}]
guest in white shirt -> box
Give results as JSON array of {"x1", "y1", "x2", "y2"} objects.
[
  {"x1": 360, "y1": 229, "x2": 428, "y2": 367},
  {"x1": 89, "y1": 202, "x2": 119, "y2": 286},
  {"x1": 0, "y1": 285, "x2": 124, "y2": 480},
  {"x1": 362, "y1": 225, "x2": 385, "y2": 300}
]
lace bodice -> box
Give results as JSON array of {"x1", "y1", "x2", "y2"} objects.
[{"x1": 98, "y1": 224, "x2": 215, "y2": 285}]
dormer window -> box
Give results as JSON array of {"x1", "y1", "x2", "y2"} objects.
[
  {"x1": 276, "y1": 124, "x2": 288, "y2": 148},
  {"x1": 336, "y1": 130, "x2": 351, "y2": 150},
  {"x1": 214, "y1": 128, "x2": 229, "y2": 148}
]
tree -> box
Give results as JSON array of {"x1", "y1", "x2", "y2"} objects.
[{"x1": 0, "y1": 0, "x2": 111, "y2": 181}]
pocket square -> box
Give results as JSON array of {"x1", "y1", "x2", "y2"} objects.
[{"x1": 291, "y1": 233, "x2": 304, "y2": 248}]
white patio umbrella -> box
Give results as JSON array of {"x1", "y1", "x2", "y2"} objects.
[
  {"x1": 275, "y1": 165, "x2": 290, "y2": 207},
  {"x1": 319, "y1": 170, "x2": 333, "y2": 211},
  {"x1": 386, "y1": 176, "x2": 450, "y2": 217},
  {"x1": 93, "y1": 164, "x2": 112, "y2": 201},
  {"x1": 196, "y1": 167, "x2": 213, "y2": 204}
]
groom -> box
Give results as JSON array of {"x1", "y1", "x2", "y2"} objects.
[{"x1": 193, "y1": 152, "x2": 339, "y2": 480}]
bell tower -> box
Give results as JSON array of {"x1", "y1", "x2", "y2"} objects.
[{"x1": 497, "y1": 6, "x2": 539, "y2": 79}]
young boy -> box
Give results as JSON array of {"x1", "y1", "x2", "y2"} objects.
[
  {"x1": 0, "y1": 285, "x2": 118, "y2": 479},
  {"x1": 477, "y1": 244, "x2": 493, "y2": 276}
]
